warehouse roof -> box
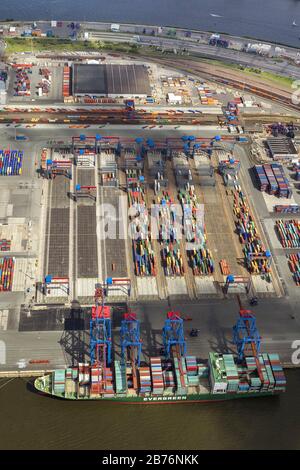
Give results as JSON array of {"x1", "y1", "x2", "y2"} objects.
[
  {"x1": 73, "y1": 64, "x2": 151, "y2": 96},
  {"x1": 73, "y1": 64, "x2": 107, "y2": 95}
]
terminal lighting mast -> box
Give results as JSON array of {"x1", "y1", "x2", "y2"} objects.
[{"x1": 162, "y1": 311, "x2": 186, "y2": 359}]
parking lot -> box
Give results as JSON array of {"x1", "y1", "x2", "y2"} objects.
[{"x1": 8, "y1": 65, "x2": 63, "y2": 104}]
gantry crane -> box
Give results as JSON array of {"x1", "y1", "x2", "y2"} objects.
[
  {"x1": 162, "y1": 311, "x2": 186, "y2": 359},
  {"x1": 162, "y1": 311, "x2": 187, "y2": 389},
  {"x1": 233, "y1": 295, "x2": 264, "y2": 383},
  {"x1": 120, "y1": 312, "x2": 142, "y2": 390},
  {"x1": 89, "y1": 278, "x2": 132, "y2": 392},
  {"x1": 89, "y1": 285, "x2": 112, "y2": 393}
]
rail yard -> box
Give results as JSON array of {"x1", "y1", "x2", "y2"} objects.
[{"x1": 0, "y1": 47, "x2": 299, "y2": 376}]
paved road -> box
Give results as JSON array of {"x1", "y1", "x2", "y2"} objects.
[{"x1": 88, "y1": 30, "x2": 300, "y2": 81}]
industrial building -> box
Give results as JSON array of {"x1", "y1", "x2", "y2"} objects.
[
  {"x1": 266, "y1": 137, "x2": 298, "y2": 161},
  {"x1": 72, "y1": 64, "x2": 151, "y2": 97}
]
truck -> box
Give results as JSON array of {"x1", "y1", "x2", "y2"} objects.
[
  {"x1": 111, "y1": 24, "x2": 120, "y2": 33},
  {"x1": 237, "y1": 136, "x2": 248, "y2": 142},
  {"x1": 16, "y1": 135, "x2": 27, "y2": 141}
]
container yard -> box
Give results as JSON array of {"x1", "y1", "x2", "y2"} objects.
[
  {"x1": 233, "y1": 186, "x2": 272, "y2": 274},
  {"x1": 0, "y1": 150, "x2": 23, "y2": 176},
  {"x1": 130, "y1": 191, "x2": 156, "y2": 277},
  {"x1": 32, "y1": 127, "x2": 291, "y2": 303},
  {"x1": 13, "y1": 65, "x2": 31, "y2": 97},
  {"x1": 288, "y1": 253, "x2": 300, "y2": 286},
  {"x1": 37, "y1": 68, "x2": 52, "y2": 97},
  {"x1": 35, "y1": 128, "x2": 278, "y2": 302}
]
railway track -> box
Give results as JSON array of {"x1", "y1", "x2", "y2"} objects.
[
  {"x1": 1, "y1": 111, "x2": 299, "y2": 127},
  {"x1": 138, "y1": 55, "x2": 300, "y2": 114}
]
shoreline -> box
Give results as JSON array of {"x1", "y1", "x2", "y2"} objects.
[{"x1": 1, "y1": 19, "x2": 300, "y2": 53}]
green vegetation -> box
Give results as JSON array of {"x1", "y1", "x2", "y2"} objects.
[
  {"x1": 4, "y1": 36, "x2": 292, "y2": 90},
  {"x1": 258, "y1": 71, "x2": 294, "y2": 87},
  {"x1": 5, "y1": 37, "x2": 140, "y2": 55},
  {"x1": 199, "y1": 58, "x2": 294, "y2": 89}
]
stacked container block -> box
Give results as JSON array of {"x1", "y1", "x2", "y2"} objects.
[
  {"x1": 78, "y1": 363, "x2": 90, "y2": 384},
  {"x1": 14, "y1": 67, "x2": 31, "y2": 96},
  {"x1": 63, "y1": 66, "x2": 70, "y2": 97},
  {"x1": 268, "y1": 354, "x2": 286, "y2": 391},
  {"x1": 138, "y1": 366, "x2": 152, "y2": 394},
  {"x1": 275, "y1": 205, "x2": 300, "y2": 214},
  {"x1": 103, "y1": 368, "x2": 114, "y2": 397},
  {"x1": 245, "y1": 357, "x2": 262, "y2": 391},
  {"x1": 173, "y1": 357, "x2": 188, "y2": 395},
  {"x1": 233, "y1": 189, "x2": 271, "y2": 274},
  {"x1": 114, "y1": 360, "x2": 127, "y2": 395},
  {"x1": 271, "y1": 163, "x2": 292, "y2": 199},
  {"x1": 263, "y1": 164, "x2": 278, "y2": 194},
  {"x1": 0, "y1": 257, "x2": 14, "y2": 291},
  {"x1": 288, "y1": 253, "x2": 300, "y2": 285},
  {"x1": 90, "y1": 366, "x2": 102, "y2": 395},
  {"x1": 0, "y1": 150, "x2": 23, "y2": 175},
  {"x1": 178, "y1": 188, "x2": 214, "y2": 275},
  {"x1": 185, "y1": 356, "x2": 199, "y2": 387},
  {"x1": 254, "y1": 165, "x2": 268, "y2": 192},
  {"x1": 276, "y1": 219, "x2": 300, "y2": 248},
  {"x1": 163, "y1": 370, "x2": 175, "y2": 392},
  {"x1": 254, "y1": 164, "x2": 292, "y2": 198},
  {"x1": 53, "y1": 369, "x2": 65, "y2": 394},
  {"x1": 150, "y1": 358, "x2": 164, "y2": 394},
  {"x1": 127, "y1": 177, "x2": 156, "y2": 276},
  {"x1": 0, "y1": 239, "x2": 11, "y2": 251},
  {"x1": 223, "y1": 354, "x2": 239, "y2": 393}
]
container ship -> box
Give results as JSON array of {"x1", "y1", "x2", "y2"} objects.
[{"x1": 34, "y1": 305, "x2": 287, "y2": 403}]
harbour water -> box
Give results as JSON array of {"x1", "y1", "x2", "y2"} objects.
[
  {"x1": 0, "y1": 370, "x2": 299, "y2": 449},
  {"x1": 1, "y1": 0, "x2": 300, "y2": 47}
]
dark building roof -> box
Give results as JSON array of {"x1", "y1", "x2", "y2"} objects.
[
  {"x1": 73, "y1": 64, "x2": 151, "y2": 96},
  {"x1": 73, "y1": 64, "x2": 107, "y2": 95}
]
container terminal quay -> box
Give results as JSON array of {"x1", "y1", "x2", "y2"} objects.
[{"x1": 0, "y1": 25, "x2": 300, "y2": 392}]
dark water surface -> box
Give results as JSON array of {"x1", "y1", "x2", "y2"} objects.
[
  {"x1": 0, "y1": 370, "x2": 299, "y2": 450},
  {"x1": 1, "y1": 0, "x2": 300, "y2": 47}
]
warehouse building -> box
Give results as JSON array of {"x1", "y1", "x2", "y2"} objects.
[
  {"x1": 266, "y1": 137, "x2": 298, "y2": 161},
  {"x1": 72, "y1": 64, "x2": 151, "y2": 98}
]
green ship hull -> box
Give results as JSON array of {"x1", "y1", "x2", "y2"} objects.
[{"x1": 34, "y1": 375, "x2": 279, "y2": 404}]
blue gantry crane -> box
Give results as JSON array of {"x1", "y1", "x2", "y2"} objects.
[
  {"x1": 232, "y1": 296, "x2": 261, "y2": 362},
  {"x1": 90, "y1": 285, "x2": 112, "y2": 367},
  {"x1": 162, "y1": 311, "x2": 186, "y2": 359},
  {"x1": 120, "y1": 312, "x2": 142, "y2": 367}
]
